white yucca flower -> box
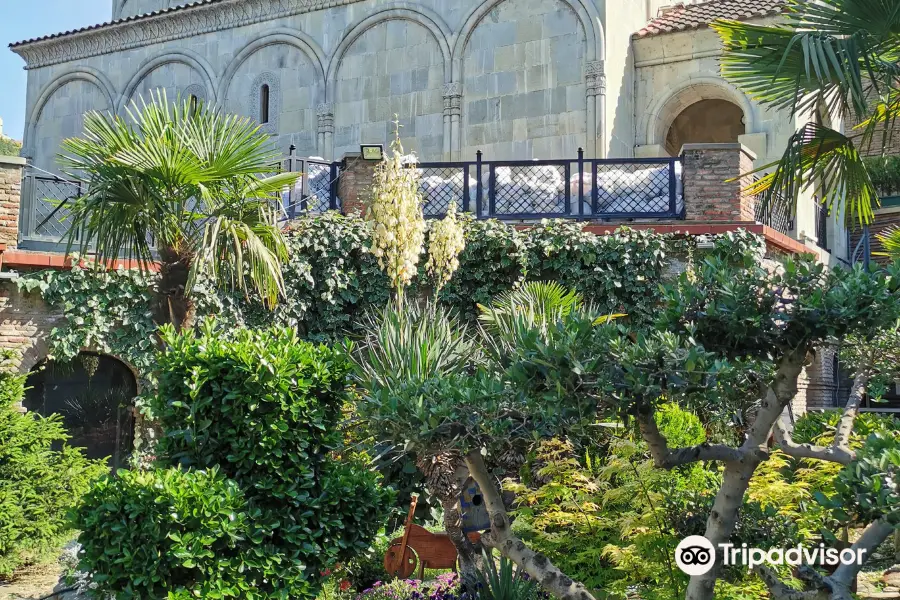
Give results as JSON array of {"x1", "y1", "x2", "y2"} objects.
[
  {"x1": 367, "y1": 131, "x2": 425, "y2": 302},
  {"x1": 426, "y1": 202, "x2": 466, "y2": 293}
]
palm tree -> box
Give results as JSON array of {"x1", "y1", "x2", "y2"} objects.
[
  {"x1": 712, "y1": 0, "x2": 900, "y2": 228},
  {"x1": 57, "y1": 90, "x2": 299, "y2": 330}
]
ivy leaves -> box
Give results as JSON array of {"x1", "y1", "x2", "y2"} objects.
[{"x1": 18, "y1": 265, "x2": 157, "y2": 377}]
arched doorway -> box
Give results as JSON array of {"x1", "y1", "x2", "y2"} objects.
[
  {"x1": 24, "y1": 352, "x2": 137, "y2": 469},
  {"x1": 664, "y1": 98, "x2": 745, "y2": 156}
]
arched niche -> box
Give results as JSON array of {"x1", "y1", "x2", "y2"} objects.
[
  {"x1": 330, "y1": 12, "x2": 450, "y2": 160},
  {"x1": 664, "y1": 98, "x2": 746, "y2": 156},
  {"x1": 459, "y1": 0, "x2": 588, "y2": 159},
  {"x1": 24, "y1": 352, "x2": 138, "y2": 469},
  {"x1": 29, "y1": 76, "x2": 113, "y2": 173},
  {"x1": 222, "y1": 40, "x2": 321, "y2": 156}
]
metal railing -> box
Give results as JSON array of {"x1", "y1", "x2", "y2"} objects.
[
  {"x1": 852, "y1": 226, "x2": 872, "y2": 269},
  {"x1": 282, "y1": 145, "x2": 340, "y2": 218},
  {"x1": 815, "y1": 201, "x2": 829, "y2": 250},
  {"x1": 753, "y1": 189, "x2": 793, "y2": 235},
  {"x1": 414, "y1": 148, "x2": 684, "y2": 220},
  {"x1": 20, "y1": 170, "x2": 84, "y2": 250}
]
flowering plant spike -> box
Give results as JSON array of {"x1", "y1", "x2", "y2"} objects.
[
  {"x1": 367, "y1": 124, "x2": 426, "y2": 302},
  {"x1": 426, "y1": 202, "x2": 466, "y2": 293}
]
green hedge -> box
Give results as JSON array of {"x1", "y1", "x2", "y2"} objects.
[
  {"x1": 74, "y1": 322, "x2": 393, "y2": 599},
  {"x1": 74, "y1": 467, "x2": 248, "y2": 599}
]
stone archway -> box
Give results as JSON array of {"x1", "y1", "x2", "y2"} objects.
[
  {"x1": 664, "y1": 98, "x2": 746, "y2": 156},
  {"x1": 24, "y1": 352, "x2": 138, "y2": 469}
]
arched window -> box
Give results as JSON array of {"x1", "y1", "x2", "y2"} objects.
[
  {"x1": 24, "y1": 352, "x2": 138, "y2": 469},
  {"x1": 260, "y1": 84, "x2": 271, "y2": 124},
  {"x1": 189, "y1": 94, "x2": 199, "y2": 115}
]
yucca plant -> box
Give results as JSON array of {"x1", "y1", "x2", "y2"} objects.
[
  {"x1": 57, "y1": 89, "x2": 300, "y2": 330},
  {"x1": 713, "y1": 0, "x2": 900, "y2": 227},
  {"x1": 350, "y1": 302, "x2": 477, "y2": 392}
]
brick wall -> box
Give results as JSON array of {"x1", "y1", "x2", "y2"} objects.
[
  {"x1": 681, "y1": 143, "x2": 757, "y2": 222},
  {"x1": 337, "y1": 153, "x2": 376, "y2": 217},
  {"x1": 0, "y1": 281, "x2": 61, "y2": 411},
  {"x1": 0, "y1": 156, "x2": 24, "y2": 249}
]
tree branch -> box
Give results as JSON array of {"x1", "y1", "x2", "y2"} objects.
[
  {"x1": 463, "y1": 451, "x2": 598, "y2": 600},
  {"x1": 635, "y1": 409, "x2": 743, "y2": 468},
  {"x1": 830, "y1": 518, "x2": 894, "y2": 588},
  {"x1": 773, "y1": 417, "x2": 854, "y2": 465},
  {"x1": 754, "y1": 565, "x2": 828, "y2": 600},
  {"x1": 832, "y1": 366, "x2": 871, "y2": 452}
]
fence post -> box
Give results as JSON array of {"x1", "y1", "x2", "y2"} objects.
[
  {"x1": 668, "y1": 157, "x2": 677, "y2": 217},
  {"x1": 475, "y1": 150, "x2": 483, "y2": 218},
  {"x1": 462, "y1": 164, "x2": 471, "y2": 213},
  {"x1": 577, "y1": 147, "x2": 584, "y2": 217},
  {"x1": 330, "y1": 162, "x2": 340, "y2": 211},
  {"x1": 287, "y1": 144, "x2": 297, "y2": 219}
]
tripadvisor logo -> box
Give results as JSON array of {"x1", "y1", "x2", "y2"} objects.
[{"x1": 674, "y1": 536, "x2": 867, "y2": 576}]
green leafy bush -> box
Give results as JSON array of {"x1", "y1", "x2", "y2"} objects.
[
  {"x1": 244, "y1": 212, "x2": 391, "y2": 340},
  {"x1": 74, "y1": 467, "x2": 248, "y2": 599},
  {"x1": 0, "y1": 368, "x2": 106, "y2": 578},
  {"x1": 75, "y1": 320, "x2": 394, "y2": 599},
  {"x1": 522, "y1": 222, "x2": 670, "y2": 324}
]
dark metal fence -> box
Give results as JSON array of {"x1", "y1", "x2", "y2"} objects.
[
  {"x1": 415, "y1": 149, "x2": 684, "y2": 220},
  {"x1": 282, "y1": 145, "x2": 340, "y2": 218},
  {"x1": 753, "y1": 188, "x2": 793, "y2": 235},
  {"x1": 21, "y1": 173, "x2": 83, "y2": 247}
]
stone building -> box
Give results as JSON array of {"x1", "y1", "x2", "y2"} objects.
[
  {"x1": 8, "y1": 0, "x2": 846, "y2": 262},
  {"x1": 2, "y1": 0, "x2": 880, "y2": 444}
]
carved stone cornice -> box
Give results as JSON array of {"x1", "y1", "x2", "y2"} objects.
[
  {"x1": 584, "y1": 59, "x2": 606, "y2": 97},
  {"x1": 10, "y1": 0, "x2": 368, "y2": 70},
  {"x1": 442, "y1": 82, "x2": 462, "y2": 118}
]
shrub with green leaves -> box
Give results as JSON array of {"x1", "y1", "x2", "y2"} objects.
[
  {"x1": 75, "y1": 320, "x2": 394, "y2": 599},
  {"x1": 0, "y1": 368, "x2": 106, "y2": 578},
  {"x1": 73, "y1": 467, "x2": 248, "y2": 599}
]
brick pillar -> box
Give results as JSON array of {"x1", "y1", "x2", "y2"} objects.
[
  {"x1": 338, "y1": 153, "x2": 378, "y2": 217},
  {"x1": 681, "y1": 143, "x2": 756, "y2": 222},
  {"x1": 0, "y1": 156, "x2": 25, "y2": 250}
]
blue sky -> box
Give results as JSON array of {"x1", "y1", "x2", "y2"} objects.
[{"x1": 0, "y1": 0, "x2": 111, "y2": 140}]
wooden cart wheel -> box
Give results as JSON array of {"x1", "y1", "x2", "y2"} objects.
[{"x1": 383, "y1": 542, "x2": 418, "y2": 579}]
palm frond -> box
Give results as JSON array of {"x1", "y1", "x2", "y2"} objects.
[
  {"x1": 714, "y1": 0, "x2": 900, "y2": 120},
  {"x1": 745, "y1": 122, "x2": 878, "y2": 227},
  {"x1": 874, "y1": 226, "x2": 900, "y2": 260},
  {"x1": 57, "y1": 88, "x2": 301, "y2": 306}
]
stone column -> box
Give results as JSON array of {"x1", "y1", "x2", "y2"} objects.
[
  {"x1": 443, "y1": 82, "x2": 462, "y2": 160},
  {"x1": 681, "y1": 143, "x2": 757, "y2": 222},
  {"x1": 317, "y1": 102, "x2": 335, "y2": 161},
  {"x1": 0, "y1": 156, "x2": 25, "y2": 250},
  {"x1": 337, "y1": 152, "x2": 377, "y2": 217},
  {"x1": 584, "y1": 60, "x2": 605, "y2": 159}
]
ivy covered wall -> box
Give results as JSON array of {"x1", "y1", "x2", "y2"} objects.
[{"x1": 2, "y1": 215, "x2": 768, "y2": 382}]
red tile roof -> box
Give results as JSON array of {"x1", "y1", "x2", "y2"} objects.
[
  {"x1": 635, "y1": 0, "x2": 787, "y2": 38},
  {"x1": 9, "y1": 1, "x2": 207, "y2": 48}
]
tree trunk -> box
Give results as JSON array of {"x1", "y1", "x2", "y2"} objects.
[
  {"x1": 465, "y1": 451, "x2": 598, "y2": 600},
  {"x1": 155, "y1": 246, "x2": 196, "y2": 331},
  {"x1": 441, "y1": 497, "x2": 481, "y2": 593},
  {"x1": 686, "y1": 350, "x2": 807, "y2": 600}
]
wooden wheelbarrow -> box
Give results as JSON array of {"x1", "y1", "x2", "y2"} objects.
[{"x1": 383, "y1": 495, "x2": 481, "y2": 580}]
